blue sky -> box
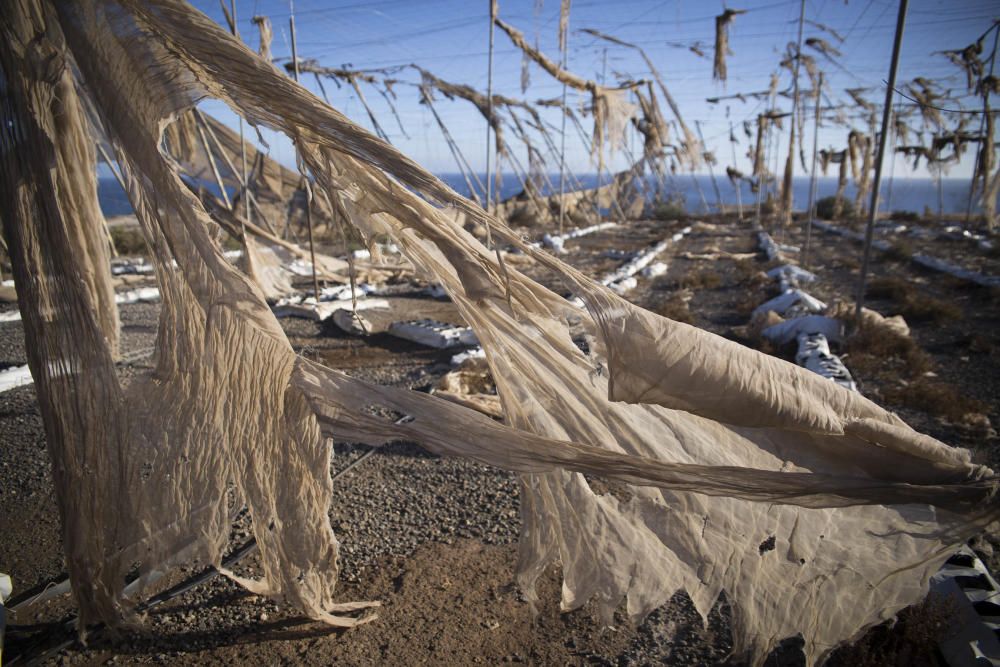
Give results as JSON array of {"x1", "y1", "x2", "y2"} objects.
[{"x1": 190, "y1": 0, "x2": 998, "y2": 179}]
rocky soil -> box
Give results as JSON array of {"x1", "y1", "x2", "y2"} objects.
[{"x1": 1, "y1": 214, "x2": 996, "y2": 666}]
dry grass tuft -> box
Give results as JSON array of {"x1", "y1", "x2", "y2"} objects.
[
  {"x1": 655, "y1": 295, "x2": 695, "y2": 324},
  {"x1": 866, "y1": 277, "x2": 962, "y2": 324},
  {"x1": 884, "y1": 241, "x2": 914, "y2": 263},
  {"x1": 680, "y1": 268, "x2": 724, "y2": 290},
  {"x1": 109, "y1": 226, "x2": 150, "y2": 256},
  {"x1": 733, "y1": 258, "x2": 769, "y2": 288},
  {"x1": 883, "y1": 379, "x2": 987, "y2": 423},
  {"x1": 844, "y1": 324, "x2": 932, "y2": 378}
]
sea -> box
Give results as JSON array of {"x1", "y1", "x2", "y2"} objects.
[{"x1": 97, "y1": 173, "x2": 989, "y2": 219}]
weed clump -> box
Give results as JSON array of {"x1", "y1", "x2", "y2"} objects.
[
  {"x1": 865, "y1": 277, "x2": 962, "y2": 323},
  {"x1": 109, "y1": 225, "x2": 149, "y2": 256},
  {"x1": 883, "y1": 379, "x2": 987, "y2": 423},
  {"x1": 844, "y1": 324, "x2": 932, "y2": 379},
  {"x1": 891, "y1": 210, "x2": 921, "y2": 223},
  {"x1": 650, "y1": 194, "x2": 688, "y2": 221},
  {"x1": 884, "y1": 241, "x2": 914, "y2": 263},
  {"x1": 733, "y1": 258, "x2": 768, "y2": 288},
  {"x1": 681, "y1": 269, "x2": 723, "y2": 290},
  {"x1": 816, "y1": 195, "x2": 854, "y2": 220},
  {"x1": 655, "y1": 295, "x2": 695, "y2": 324}
]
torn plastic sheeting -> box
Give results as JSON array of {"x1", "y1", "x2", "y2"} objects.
[
  {"x1": 641, "y1": 261, "x2": 667, "y2": 278},
  {"x1": 766, "y1": 264, "x2": 816, "y2": 284},
  {"x1": 7, "y1": 2, "x2": 998, "y2": 663},
  {"x1": 757, "y1": 231, "x2": 783, "y2": 262},
  {"x1": 0, "y1": 571, "x2": 9, "y2": 663},
  {"x1": 762, "y1": 315, "x2": 843, "y2": 346},
  {"x1": 911, "y1": 254, "x2": 1000, "y2": 288},
  {"x1": 387, "y1": 319, "x2": 478, "y2": 349},
  {"x1": 273, "y1": 298, "x2": 389, "y2": 322},
  {"x1": 274, "y1": 284, "x2": 373, "y2": 307},
  {"x1": 930, "y1": 547, "x2": 1000, "y2": 667},
  {"x1": 110, "y1": 258, "x2": 155, "y2": 275},
  {"x1": 797, "y1": 335, "x2": 858, "y2": 393},
  {"x1": 451, "y1": 346, "x2": 485, "y2": 366},
  {"x1": 331, "y1": 308, "x2": 372, "y2": 336},
  {"x1": 113, "y1": 287, "x2": 161, "y2": 305},
  {"x1": 752, "y1": 289, "x2": 827, "y2": 318},
  {"x1": 600, "y1": 226, "x2": 691, "y2": 287},
  {"x1": 0, "y1": 365, "x2": 33, "y2": 394},
  {"x1": 542, "y1": 222, "x2": 620, "y2": 253}
]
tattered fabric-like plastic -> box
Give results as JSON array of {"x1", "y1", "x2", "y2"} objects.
[{"x1": 1, "y1": 1, "x2": 997, "y2": 664}]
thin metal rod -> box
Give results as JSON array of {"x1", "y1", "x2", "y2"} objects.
[
  {"x1": 195, "y1": 123, "x2": 232, "y2": 210},
  {"x1": 230, "y1": 0, "x2": 252, "y2": 239},
  {"x1": 596, "y1": 47, "x2": 608, "y2": 221},
  {"x1": 696, "y1": 120, "x2": 723, "y2": 214},
  {"x1": 966, "y1": 26, "x2": 998, "y2": 222},
  {"x1": 193, "y1": 109, "x2": 281, "y2": 237},
  {"x1": 754, "y1": 114, "x2": 768, "y2": 225},
  {"x1": 803, "y1": 72, "x2": 822, "y2": 269},
  {"x1": 855, "y1": 0, "x2": 909, "y2": 322},
  {"x1": 289, "y1": 0, "x2": 320, "y2": 301},
  {"x1": 729, "y1": 121, "x2": 744, "y2": 221},
  {"x1": 781, "y1": 0, "x2": 807, "y2": 228},
  {"x1": 485, "y1": 0, "x2": 496, "y2": 216},
  {"x1": 884, "y1": 100, "x2": 899, "y2": 214},
  {"x1": 557, "y1": 3, "x2": 570, "y2": 235},
  {"x1": 95, "y1": 143, "x2": 127, "y2": 257}
]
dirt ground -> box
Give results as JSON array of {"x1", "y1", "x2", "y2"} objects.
[{"x1": 1, "y1": 213, "x2": 997, "y2": 666}]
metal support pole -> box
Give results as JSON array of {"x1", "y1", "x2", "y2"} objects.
[
  {"x1": 485, "y1": 0, "x2": 497, "y2": 217},
  {"x1": 557, "y1": 3, "x2": 570, "y2": 235},
  {"x1": 855, "y1": 0, "x2": 909, "y2": 321},
  {"x1": 696, "y1": 120, "x2": 723, "y2": 214},
  {"x1": 803, "y1": 72, "x2": 822, "y2": 268},
  {"x1": 289, "y1": 0, "x2": 320, "y2": 301},
  {"x1": 729, "y1": 121, "x2": 743, "y2": 221},
  {"x1": 596, "y1": 47, "x2": 608, "y2": 221},
  {"x1": 95, "y1": 143, "x2": 126, "y2": 257},
  {"x1": 781, "y1": 0, "x2": 807, "y2": 229},
  {"x1": 230, "y1": 0, "x2": 252, "y2": 238}
]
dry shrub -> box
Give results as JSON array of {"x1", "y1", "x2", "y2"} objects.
[
  {"x1": 734, "y1": 286, "x2": 771, "y2": 318},
  {"x1": 681, "y1": 268, "x2": 723, "y2": 290},
  {"x1": 883, "y1": 379, "x2": 986, "y2": 423},
  {"x1": 109, "y1": 226, "x2": 149, "y2": 255},
  {"x1": 733, "y1": 258, "x2": 768, "y2": 288},
  {"x1": 866, "y1": 277, "x2": 962, "y2": 324},
  {"x1": 845, "y1": 324, "x2": 932, "y2": 378},
  {"x1": 884, "y1": 240, "x2": 914, "y2": 263},
  {"x1": 963, "y1": 333, "x2": 995, "y2": 355},
  {"x1": 655, "y1": 295, "x2": 694, "y2": 324},
  {"x1": 866, "y1": 276, "x2": 912, "y2": 301},
  {"x1": 902, "y1": 295, "x2": 963, "y2": 323},
  {"x1": 833, "y1": 254, "x2": 861, "y2": 270},
  {"x1": 827, "y1": 593, "x2": 957, "y2": 667}
]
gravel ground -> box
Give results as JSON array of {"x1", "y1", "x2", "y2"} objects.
[{"x1": 2, "y1": 215, "x2": 996, "y2": 666}]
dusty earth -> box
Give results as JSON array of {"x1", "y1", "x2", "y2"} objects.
[{"x1": 1, "y1": 213, "x2": 997, "y2": 666}]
